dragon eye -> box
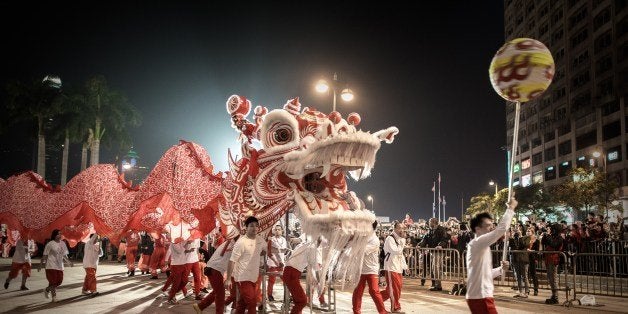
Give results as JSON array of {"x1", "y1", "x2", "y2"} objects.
[{"x1": 273, "y1": 127, "x2": 292, "y2": 144}]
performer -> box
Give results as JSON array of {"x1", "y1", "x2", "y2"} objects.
[
  {"x1": 225, "y1": 216, "x2": 267, "y2": 314},
  {"x1": 125, "y1": 231, "x2": 140, "y2": 276},
  {"x1": 139, "y1": 231, "x2": 154, "y2": 275},
  {"x1": 149, "y1": 232, "x2": 167, "y2": 279},
  {"x1": 167, "y1": 238, "x2": 193, "y2": 304},
  {"x1": 466, "y1": 198, "x2": 517, "y2": 314},
  {"x1": 381, "y1": 221, "x2": 407, "y2": 313},
  {"x1": 352, "y1": 221, "x2": 388, "y2": 314},
  {"x1": 193, "y1": 235, "x2": 239, "y2": 313},
  {"x1": 267, "y1": 224, "x2": 288, "y2": 301},
  {"x1": 185, "y1": 238, "x2": 204, "y2": 300},
  {"x1": 282, "y1": 235, "x2": 322, "y2": 314},
  {"x1": 117, "y1": 238, "x2": 126, "y2": 263},
  {"x1": 4, "y1": 237, "x2": 36, "y2": 290},
  {"x1": 39, "y1": 229, "x2": 73, "y2": 303},
  {"x1": 82, "y1": 234, "x2": 102, "y2": 295}
]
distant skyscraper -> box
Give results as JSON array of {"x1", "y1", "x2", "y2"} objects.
[{"x1": 503, "y1": 1, "x2": 627, "y2": 202}]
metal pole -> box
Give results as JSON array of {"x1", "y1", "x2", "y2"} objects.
[
  {"x1": 502, "y1": 101, "x2": 521, "y2": 282},
  {"x1": 332, "y1": 72, "x2": 338, "y2": 112},
  {"x1": 433, "y1": 181, "x2": 436, "y2": 218}
]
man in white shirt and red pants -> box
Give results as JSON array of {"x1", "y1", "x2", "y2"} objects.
[
  {"x1": 193, "y1": 235, "x2": 239, "y2": 313},
  {"x1": 82, "y1": 234, "x2": 102, "y2": 295},
  {"x1": 267, "y1": 225, "x2": 288, "y2": 301},
  {"x1": 226, "y1": 216, "x2": 267, "y2": 314},
  {"x1": 4, "y1": 238, "x2": 36, "y2": 290},
  {"x1": 352, "y1": 221, "x2": 388, "y2": 314},
  {"x1": 381, "y1": 221, "x2": 407, "y2": 313},
  {"x1": 167, "y1": 239, "x2": 192, "y2": 304},
  {"x1": 283, "y1": 235, "x2": 322, "y2": 314},
  {"x1": 466, "y1": 198, "x2": 517, "y2": 313}
]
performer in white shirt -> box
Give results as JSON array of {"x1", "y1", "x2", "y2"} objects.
[
  {"x1": 352, "y1": 221, "x2": 387, "y2": 314},
  {"x1": 225, "y1": 216, "x2": 267, "y2": 314},
  {"x1": 167, "y1": 239, "x2": 192, "y2": 304},
  {"x1": 185, "y1": 238, "x2": 204, "y2": 300},
  {"x1": 39, "y1": 229, "x2": 73, "y2": 303},
  {"x1": 381, "y1": 221, "x2": 407, "y2": 313},
  {"x1": 466, "y1": 198, "x2": 517, "y2": 314},
  {"x1": 4, "y1": 237, "x2": 36, "y2": 290},
  {"x1": 267, "y1": 224, "x2": 288, "y2": 301},
  {"x1": 282, "y1": 235, "x2": 322, "y2": 314},
  {"x1": 193, "y1": 235, "x2": 239, "y2": 313},
  {"x1": 82, "y1": 234, "x2": 102, "y2": 295}
]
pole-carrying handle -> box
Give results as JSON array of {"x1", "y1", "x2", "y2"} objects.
[{"x1": 502, "y1": 101, "x2": 521, "y2": 280}]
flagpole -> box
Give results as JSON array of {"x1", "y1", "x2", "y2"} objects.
[
  {"x1": 432, "y1": 181, "x2": 436, "y2": 218},
  {"x1": 438, "y1": 173, "x2": 441, "y2": 222},
  {"x1": 443, "y1": 195, "x2": 446, "y2": 221}
]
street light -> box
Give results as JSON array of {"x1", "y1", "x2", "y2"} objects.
[
  {"x1": 315, "y1": 72, "x2": 355, "y2": 112},
  {"x1": 367, "y1": 195, "x2": 374, "y2": 212},
  {"x1": 593, "y1": 149, "x2": 609, "y2": 219},
  {"x1": 489, "y1": 180, "x2": 498, "y2": 197}
]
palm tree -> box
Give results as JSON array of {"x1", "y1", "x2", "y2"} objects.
[
  {"x1": 49, "y1": 88, "x2": 92, "y2": 185},
  {"x1": 4, "y1": 76, "x2": 63, "y2": 180},
  {"x1": 83, "y1": 75, "x2": 141, "y2": 166}
]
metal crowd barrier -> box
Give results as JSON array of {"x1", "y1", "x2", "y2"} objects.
[
  {"x1": 572, "y1": 253, "x2": 628, "y2": 298},
  {"x1": 403, "y1": 247, "x2": 464, "y2": 287}
]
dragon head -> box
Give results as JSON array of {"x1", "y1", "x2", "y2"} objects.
[{"x1": 221, "y1": 95, "x2": 398, "y2": 239}]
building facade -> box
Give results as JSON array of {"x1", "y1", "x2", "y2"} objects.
[{"x1": 504, "y1": 0, "x2": 627, "y2": 216}]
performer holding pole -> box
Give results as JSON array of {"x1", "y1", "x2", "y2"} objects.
[
  {"x1": 225, "y1": 216, "x2": 267, "y2": 314},
  {"x1": 39, "y1": 229, "x2": 73, "y2": 303},
  {"x1": 4, "y1": 237, "x2": 36, "y2": 290},
  {"x1": 380, "y1": 221, "x2": 407, "y2": 313},
  {"x1": 352, "y1": 221, "x2": 387, "y2": 314},
  {"x1": 466, "y1": 197, "x2": 517, "y2": 313},
  {"x1": 82, "y1": 234, "x2": 102, "y2": 295},
  {"x1": 193, "y1": 235, "x2": 239, "y2": 313}
]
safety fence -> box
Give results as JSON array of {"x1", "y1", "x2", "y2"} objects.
[{"x1": 401, "y1": 247, "x2": 628, "y2": 301}]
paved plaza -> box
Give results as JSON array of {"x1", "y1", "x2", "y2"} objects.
[{"x1": 0, "y1": 258, "x2": 626, "y2": 314}]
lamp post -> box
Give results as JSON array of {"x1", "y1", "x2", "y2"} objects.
[
  {"x1": 489, "y1": 180, "x2": 498, "y2": 197},
  {"x1": 488, "y1": 180, "x2": 498, "y2": 217},
  {"x1": 593, "y1": 149, "x2": 609, "y2": 219},
  {"x1": 315, "y1": 72, "x2": 354, "y2": 112},
  {"x1": 367, "y1": 195, "x2": 374, "y2": 212}
]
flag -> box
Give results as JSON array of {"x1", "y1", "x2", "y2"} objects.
[
  {"x1": 438, "y1": 173, "x2": 441, "y2": 183},
  {"x1": 442, "y1": 195, "x2": 446, "y2": 205},
  {"x1": 431, "y1": 182, "x2": 435, "y2": 192}
]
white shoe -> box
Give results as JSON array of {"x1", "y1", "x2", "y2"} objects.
[
  {"x1": 51, "y1": 296, "x2": 58, "y2": 302},
  {"x1": 44, "y1": 287, "x2": 50, "y2": 299},
  {"x1": 82, "y1": 290, "x2": 92, "y2": 295}
]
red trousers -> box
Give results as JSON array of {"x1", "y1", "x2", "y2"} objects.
[
  {"x1": 8, "y1": 262, "x2": 31, "y2": 279},
  {"x1": 198, "y1": 268, "x2": 230, "y2": 312},
  {"x1": 236, "y1": 281, "x2": 257, "y2": 314},
  {"x1": 282, "y1": 266, "x2": 307, "y2": 314},
  {"x1": 188, "y1": 262, "x2": 202, "y2": 295},
  {"x1": 45, "y1": 269, "x2": 63, "y2": 287},
  {"x1": 267, "y1": 266, "x2": 282, "y2": 297},
  {"x1": 162, "y1": 270, "x2": 188, "y2": 295},
  {"x1": 126, "y1": 246, "x2": 138, "y2": 271},
  {"x1": 467, "y1": 298, "x2": 497, "y2": 314},
  {"x1": 83, "y1": 267, "x2": 97, "y2": 292},
  {"x1": 139, "y1": 254, "x2": 151, "y2": 271},
  {"x1": 149, "y1": 247, "x2": 166, "y2": 275},
  {"x1": 352, "y1": 274, "x2": 387, "y2": 314},
  {"x1": 380, "y1": 271, "x2": 402, "y2": 311},
  {"x1": 168, "y1": 264, "x2": 191, "y2": 300}
]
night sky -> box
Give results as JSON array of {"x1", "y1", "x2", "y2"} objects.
[{"x1": 0, "y1": 2, "x2": 507, "y2": 221}]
